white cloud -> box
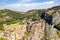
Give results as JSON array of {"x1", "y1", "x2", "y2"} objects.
[
  {"x1": 40, "y1": 1, "x2": 54, "y2": 5},
  {"x1": 0, "y1": 1, "x2": 54, "y2": 11},
  {"x1": 5, "y1": 1, "x2": 54, "y2": 7},
  {"x1": 20, "y1": 0, "x2": 34, "y2": 3}
]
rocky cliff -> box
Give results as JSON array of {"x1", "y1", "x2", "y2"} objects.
[
  {"x1": 28, "y1": 20, "x2": 45, "y2": 40},
  {"x1": 41, "y1": 8, "x2": 60, "y2": 40},
  {"x1": 0, "y1": 6, "x2": 60, "y2": 40}
]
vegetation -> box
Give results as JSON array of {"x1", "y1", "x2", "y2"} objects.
[
  {"x1": 0, "y1": 6, "x2": 60, "y2": 40},
  {"x1": 0, "y1": 9, "x2": 25, "y2": 20},
  {"x1": 0, "y1": 6, "x2": 60, "y2": 30},
  {"x1": 8, "y1": 23, "x2": 22, "y2": 29},
  {"x1": 25, "y1": 9, "x2": 46, "y2": 19},
  {"x1": 25, "y1": 31, "x2": 30, "y2": 36},
  {"x1": 0, "y1": 22, "x2": 3, "y2": 30},
  {"x1": 0, "y1": 37, "x2": 7, "y2": 40},
  {"x1": 57, "y1": 31, "x2": 60, "y2": 37},
  {"x1": 54, "y1": 22, "x2": 60, "y2": 37},
  {"x1": 55, "y1": 22, "x2": 60, "y2": 30},
  {"x1": 57, "y1": 22, "x2": 60, "y2": 28},
  {"x1": 0, "y1": 26, "x2": 3, "y2": 30},
  {"x1": 50, "y1": 6, "x2": 60, "y2": 10},
  {"x1": 3, "y1": 20, "x2": 19, "y2": 25}
]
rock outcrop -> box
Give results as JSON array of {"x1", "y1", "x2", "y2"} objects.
[
  {"x1": 28, "y1": 20, "x2": 45, "y2": 40},
  {"x1": 0, "y1": 6, "x2": 60, "y2": 40},
  {"x1": 41, "y1": 9, "x2": 60, "y2": 40},
  {"x1": 0, "y1": 23, "x2": 26, "y2": 40}
]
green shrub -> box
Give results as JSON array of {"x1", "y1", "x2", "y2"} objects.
[
  {"x1": 0, "y1": 37, "x2": 7, "y2": 40},
  {"x1": 0, "y1": 26, "x2": 3, "y2": 30},
  {"x1": 54, "y1": 22, "x2": 60, "y2": 30},
  {"x1": 25, "y1": 31, "x2": 30, "y2": 36},
  {"x1": 57, "y1": 31, "x2": 60, "y2": 37},
  {"x1": 3, "y1": 20, "x2": 19, "y2": 25}
]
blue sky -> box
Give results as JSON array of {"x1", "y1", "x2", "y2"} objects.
[{"x1": 0, "y1": 0, "x2": 60, "y2": 11}]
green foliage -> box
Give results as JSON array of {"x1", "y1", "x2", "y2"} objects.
[
  {"x1": 25, "y1": 31, "x2": 30, "y2": 36},
  {"x1": 56, "y1": 22, "x2": 60, "y2": 29},
  {"x1": 0, "y1": 37, "x2": 7, "y2": 40},
  {"x1": 0, "y1": 9, "x2": 25, "y2": 20},
  {"x1": 50, "y1": 6, "x2": 60, "y2": 10},
  {"x1": 0, "y1": 26, "x2": 3, "y2": 30},
  {"x1": 25, "y1": 9, "x2": 46, "y2": 19},
  {"x1": 3, "y1": 20, "x2": 19, "y2": 25},
  {"x1": 57, "y1": 31, "x2": 60, "y2": 37},
  {"x1": 8, "y1": 23, "x2": 22, "y2": 29},
  {"x1": 0, "y1": 20, "x2": 19, "y2": 30},
  {"x1": 55, "y1": 23, "x2": 60, "y2": 37},
  {"x1": 0, "y1": 22, "x2": 3, "y2": 30}
]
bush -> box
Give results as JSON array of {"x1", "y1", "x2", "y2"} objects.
[
  {"x1": 3, "y1": 20, "x2": 19, "y2": 25},
  {"x1": 0, "y1": 37, "x2": 7, "y2": 40},
  {"x1": 0, "y1": 26, "x2": 3, "y2": 30},
  {"x1": 57, "y1": 31, "x2": 60, "y2": 37},
  {"x1": 25, "y1": 31, "x2": 30, "y2": 36},
  {"x1": 54, "y1": 22, "x2": 60, "y2": 30}
]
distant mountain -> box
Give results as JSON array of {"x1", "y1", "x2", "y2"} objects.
[
  {"x1": 25, "y1": 9, "x2": 46, "y2": 19},
  {"x1": 0, "y1": 6, "x2": 60, "y2": 40},
  {"x1": 0, "y1": 9, "x2": 25, "y2": 27},
  {"x1": 0, "y1": 6, "x2": 60, "y2": 24},
  {"x1": 0, "y1": 6, "x2": 60, "y2": 20},
  {"x1": 0, "y1": 9, "x2": 25, "y2": 21},
  {"x1": 41, "y1": 6, "x2": 60, "y2": 30},
  {"x1": 50, "y1": 6, "x2": 60, "y2": 10}
]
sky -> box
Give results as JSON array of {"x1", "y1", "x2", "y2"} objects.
[{"x1": 0, "y1": 0, "x2": 60, "y2": 12}]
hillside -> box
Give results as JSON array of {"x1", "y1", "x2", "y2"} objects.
[
  {"x1": 50, "y1": 6, "x2": 60, "y2": 10},
  {"x1": 25, "y1": 9, "x2": 46, "y2": 19},
  {"x1": 0, "y1": 9, "x2": 25, "y2": 30},
  {"x1": 0, "y1": 6, "x2": 60, "y2": 40},
  {"x1": 0, "y1": 9, "x2": 25, "y2": 20}
]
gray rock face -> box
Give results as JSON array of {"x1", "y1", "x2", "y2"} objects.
[
  {"x1": 0, "y1": 9, "x2": 60, "y2": 40},
  {"x1": 52, "y1": 11, "x2": 60, "y2": 25},
  {"x1": 41, "y1": 10, "x2": 60, "y2": 25},
  {"x1": 0, "y1": 24, "x2": 26, "y2": 40},
  {"x1": 41, "y1": 9, "x2": 60, "y2": 40},
  {"x1": 28, "y1": 20, "x2": 45, "y2": 40},
  {"x1": 46, "y1": 24, "x2": 59, "y2": 40}
]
